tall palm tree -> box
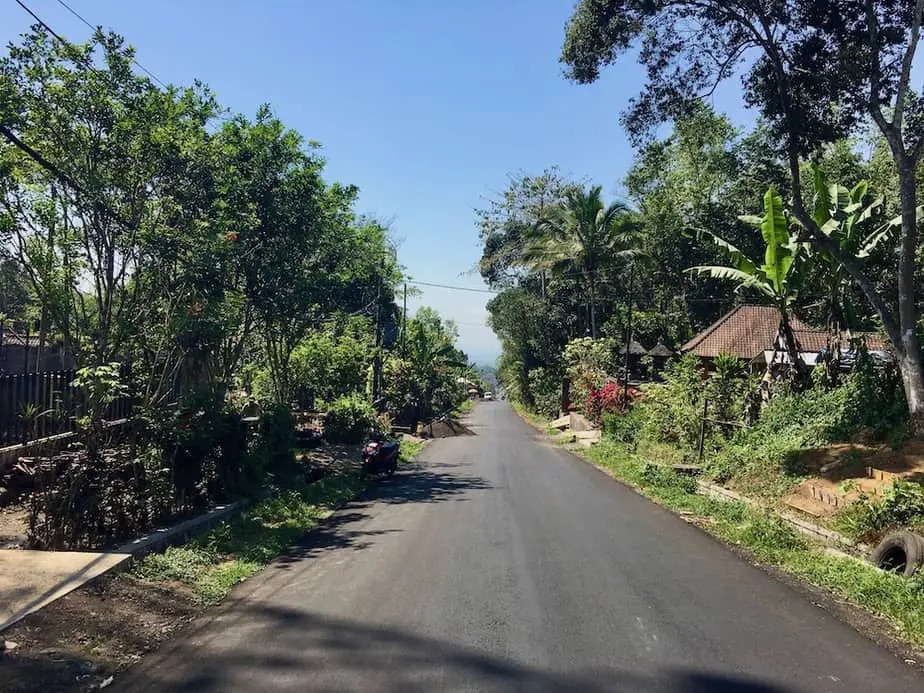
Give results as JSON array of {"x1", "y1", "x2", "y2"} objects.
[{"x1": 525, "y1": 185, "x2": 638, "y2": 338}]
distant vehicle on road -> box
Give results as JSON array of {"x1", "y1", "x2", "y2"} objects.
[{"x1": 483, "y1": 392, "x2": 494, "y2": 400}]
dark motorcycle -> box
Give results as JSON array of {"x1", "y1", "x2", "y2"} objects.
[{"x1": 361, "y1": 433, "x2": 400, "y2": 478}]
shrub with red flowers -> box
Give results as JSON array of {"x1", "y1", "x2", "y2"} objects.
[{"x1": 584, "y1": 382, "x2": 639, "y2": 426}]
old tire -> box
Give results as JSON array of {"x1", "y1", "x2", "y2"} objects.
[{"x1": 869, "y1": 531, "x2": 924, "y2": 577}]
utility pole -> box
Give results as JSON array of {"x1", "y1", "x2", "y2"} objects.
[
  {"x1": 402, "y1": 282, "x2": 407, "y2": 357},
  {"x1": 623, "y1": 265, "x2": 634, "y2": 406},
  {"x1": 372, "y1": 263, "x2": 383, "y2": 404}
]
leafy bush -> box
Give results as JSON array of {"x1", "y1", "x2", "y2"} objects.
[
  {"x1": 836, "y1": 481, "x2": 924, "y2": 541},
  {"x1": 135, "y1": 545, "x2": 219, "y2": 583},
  {"x1": 707, "y1": 353, "x2": 753, "y2": 433},
  {"x1": 584, "y1": 382, "x2": 639, "y2": 426},
  {"x1": 251, "y1": 405, "x2": 300, "y2": 488},
  {"x1": 289, "y1": 317, "x2": 374, "y2": 408},
  {"x1": 142, "y1": 387, "x2": 253, "y2": 509},
  {"x1": 23, "y1": 446, "x2": 161, "y2": 549},
  {"x1": 602, "y1": 405, "x2": 647, "y2": 447},
  {"x1": 563, "y1": 336, "x2": 619, "y2": 398},
  {"x1": 639, "y1": 462, "x2": 697, "y2": 493},
  {"x1": 833, "y1": 351, "x2": 907, "y2": 441},
  {"x1": 324, "y1": 394, "x2": 376, "y2": 443},
  {"x1": 640, "y1": 354, "x2": 704, "y2": 449},
  {"x1": 707, "y1": 361, "x2": 906, "y2": 492},
  {"x1": 528, "y1": 366, "x2": 562, "y2": 418},
  {"x1": 738, "y1": 513, "x2": 807, "y2": 553}
]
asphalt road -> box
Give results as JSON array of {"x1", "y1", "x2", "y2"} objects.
[{"x1": 117, "y1": 402, "x2": 923, "y2": 692}]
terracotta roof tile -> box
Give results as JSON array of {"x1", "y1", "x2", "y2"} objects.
[
  {"x1": 681, "y1": 305, "x2": 811, "y2": 360},
  {"x1": 683, "y1": 305, "x2": 893, "y2": 359},
  {"x1": 790, "y1": 330, "x2": 891, "y2": 353}
]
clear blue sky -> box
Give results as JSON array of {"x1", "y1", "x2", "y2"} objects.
[{"x1": 0, "y1": 0, "x2": 755, "y2": 365}]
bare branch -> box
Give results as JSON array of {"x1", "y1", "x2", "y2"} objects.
[
  {"x1": 865, "y1": 0, "x2": 894, "y2": 136},
  {"x1": 894, "y1": 0, "x2": 924, "y2": 131}
]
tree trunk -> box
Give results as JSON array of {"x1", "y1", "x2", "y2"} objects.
[
  {"x1": 778, "y1": 309, "x2": 808, "y2": 388},
  {"x1": 896, "y1": 161, "x2": 924, "y2": 434},
  {"x1": 588, "y1": 275, "x2": 597, "y2": 339}
]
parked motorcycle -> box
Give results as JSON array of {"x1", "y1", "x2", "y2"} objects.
[{"x1": 361, "y1": 433, "x2": 400, "y2": 478}]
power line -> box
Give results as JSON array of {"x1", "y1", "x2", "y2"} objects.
[
  {"x1": 15, "y1": 0, "x2": 168, "y2": 89},
  {"x1": 14, "y1": 0, "x2": 65, "y2": 42},
  {"x1": 407, "y1": 280, "x2": 499, "y2": 294},
  {"x1": 53, "y1": 0, "x2": 168, "y2": 88},
  {"x1": 4, "y1": 1, "x2": 139, "y2": 230}
]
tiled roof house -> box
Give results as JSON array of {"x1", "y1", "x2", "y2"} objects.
[{"x1": 681, "y1": 305, "x2": 890, "y2": 367}]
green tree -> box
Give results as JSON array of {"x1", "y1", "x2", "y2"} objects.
[
  {"x1": 560, "y1": 0, "x2": 924, "y2": 432},
  {"x1": 486, "y1": 287, "x2": 573, "y2": 407},
  {"x1": 526, "y1": 185, "x2": 638, "y2": 338},
  {"x1": 383, "y1": 307, "x2": 468, "y2": 421},
  {"x1": 804, "y1": 164, "x2": 898, "y2": 336},
  {"x1": 623, "y1": 105, "x2": 769, "y2": 332},
  {"x1": 477, "y1": 167, "x2": 582, "y2": 288},
  {"x1": 0, "y1": 28, "x2": 220, "y2": 367}
]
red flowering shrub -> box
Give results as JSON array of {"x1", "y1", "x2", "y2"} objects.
[{"x1": 584, "y1": 382, "x2": 639, "y2": 426}]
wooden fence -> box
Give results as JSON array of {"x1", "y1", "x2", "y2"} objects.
[{"x1": 0, "y1": 369, "x2": 132, "y2": 447}]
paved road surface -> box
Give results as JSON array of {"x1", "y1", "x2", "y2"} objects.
[{"x1": 117, "y1": 403, "x2": 923, "y2": 692}]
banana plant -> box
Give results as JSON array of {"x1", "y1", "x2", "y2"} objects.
[
  {"x1": 806, "y1": 163, "x2": 900, "y2": 335},
  {"x1": 688, "y1": 187, "x2": 808, "y2": 382}
]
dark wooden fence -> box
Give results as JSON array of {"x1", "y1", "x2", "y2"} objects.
[{"x1": 0, "y1": 369, "x2": 132, "y2": 447}]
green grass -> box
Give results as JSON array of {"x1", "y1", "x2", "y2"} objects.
[
  {"x1": 511, "y1": 400, "x2": 550, "y2": 427},
  {"x1": 452, "y1": 398, "x2": 474, "y2": 417},
  {"x1": 134, "y1": 437, "x2": 426, "y2": 604},
  {"x1": 583, "y1": 440, "x2": 924, "y2": 646},
  {"x1": 399, "y1": 436, "x2": 425, "y2": 464}
]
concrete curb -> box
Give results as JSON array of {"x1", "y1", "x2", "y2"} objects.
[
  {"x1": 0, "y1": 501, "x2": 249, "y2": 634},
  {"x1": 112, "y1": 500, "x2": 249, "y2": 556}
]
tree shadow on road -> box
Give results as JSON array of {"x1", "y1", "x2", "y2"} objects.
[
  {"x1": 367, "y1": 459, "x2": 494, "y2": 506},
  {"x1": 115, "y1": 602, "x2": 801, "y2": 693},
  {"x1": 272, "y1": 461, "x2": 493, "y2": 569}
]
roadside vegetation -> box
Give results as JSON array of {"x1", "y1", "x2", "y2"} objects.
[
  {"x1": 0, "y1": 27, "x2": 484, "y2": 553},
  {"x1": 581, "y1": 440, "x2": 924, "y2": 646},
  {"x1": 134, "y1": 437, "x2": 424, "y2": 604},
  {"x1": 485, "y1": 0, "x2": 924, "y2": 649}
]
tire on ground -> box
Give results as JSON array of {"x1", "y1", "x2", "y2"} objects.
[{"x1": 869, "y1": 530, "x2": 924, "y2": 578}]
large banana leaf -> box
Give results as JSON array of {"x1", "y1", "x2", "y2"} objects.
[
  {"x1": 812, "y1": 163, "x2": 832, "y2": 230},
  {"x1": 686, "y1": 265, "x2": 775, "y2": 297},
  {"x1": 857, "y1": 208, "x2": 922, "y2": 258},
  {"x1": 759, "y1": 187, "x2": 792, "y2": 296},
  {"x1": 695, "y1": 229, "x2": 759, "y2": 275}
]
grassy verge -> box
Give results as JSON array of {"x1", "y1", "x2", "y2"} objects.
[
  {"x1": 452, "y1": 398, "x2": 474, "y2": 417},
  {"x1": 134, "y1": 436, "x2": 426, "y2": 605},
  {"x1": 400, "y1": 436, "x2": 425, "y2": 463},
  {"x1": 511, "y1": 400, "x2": 554, "y2": 430},
  {"x1": 579, "y1": 438, "x2": 924, "y2": 646}
]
